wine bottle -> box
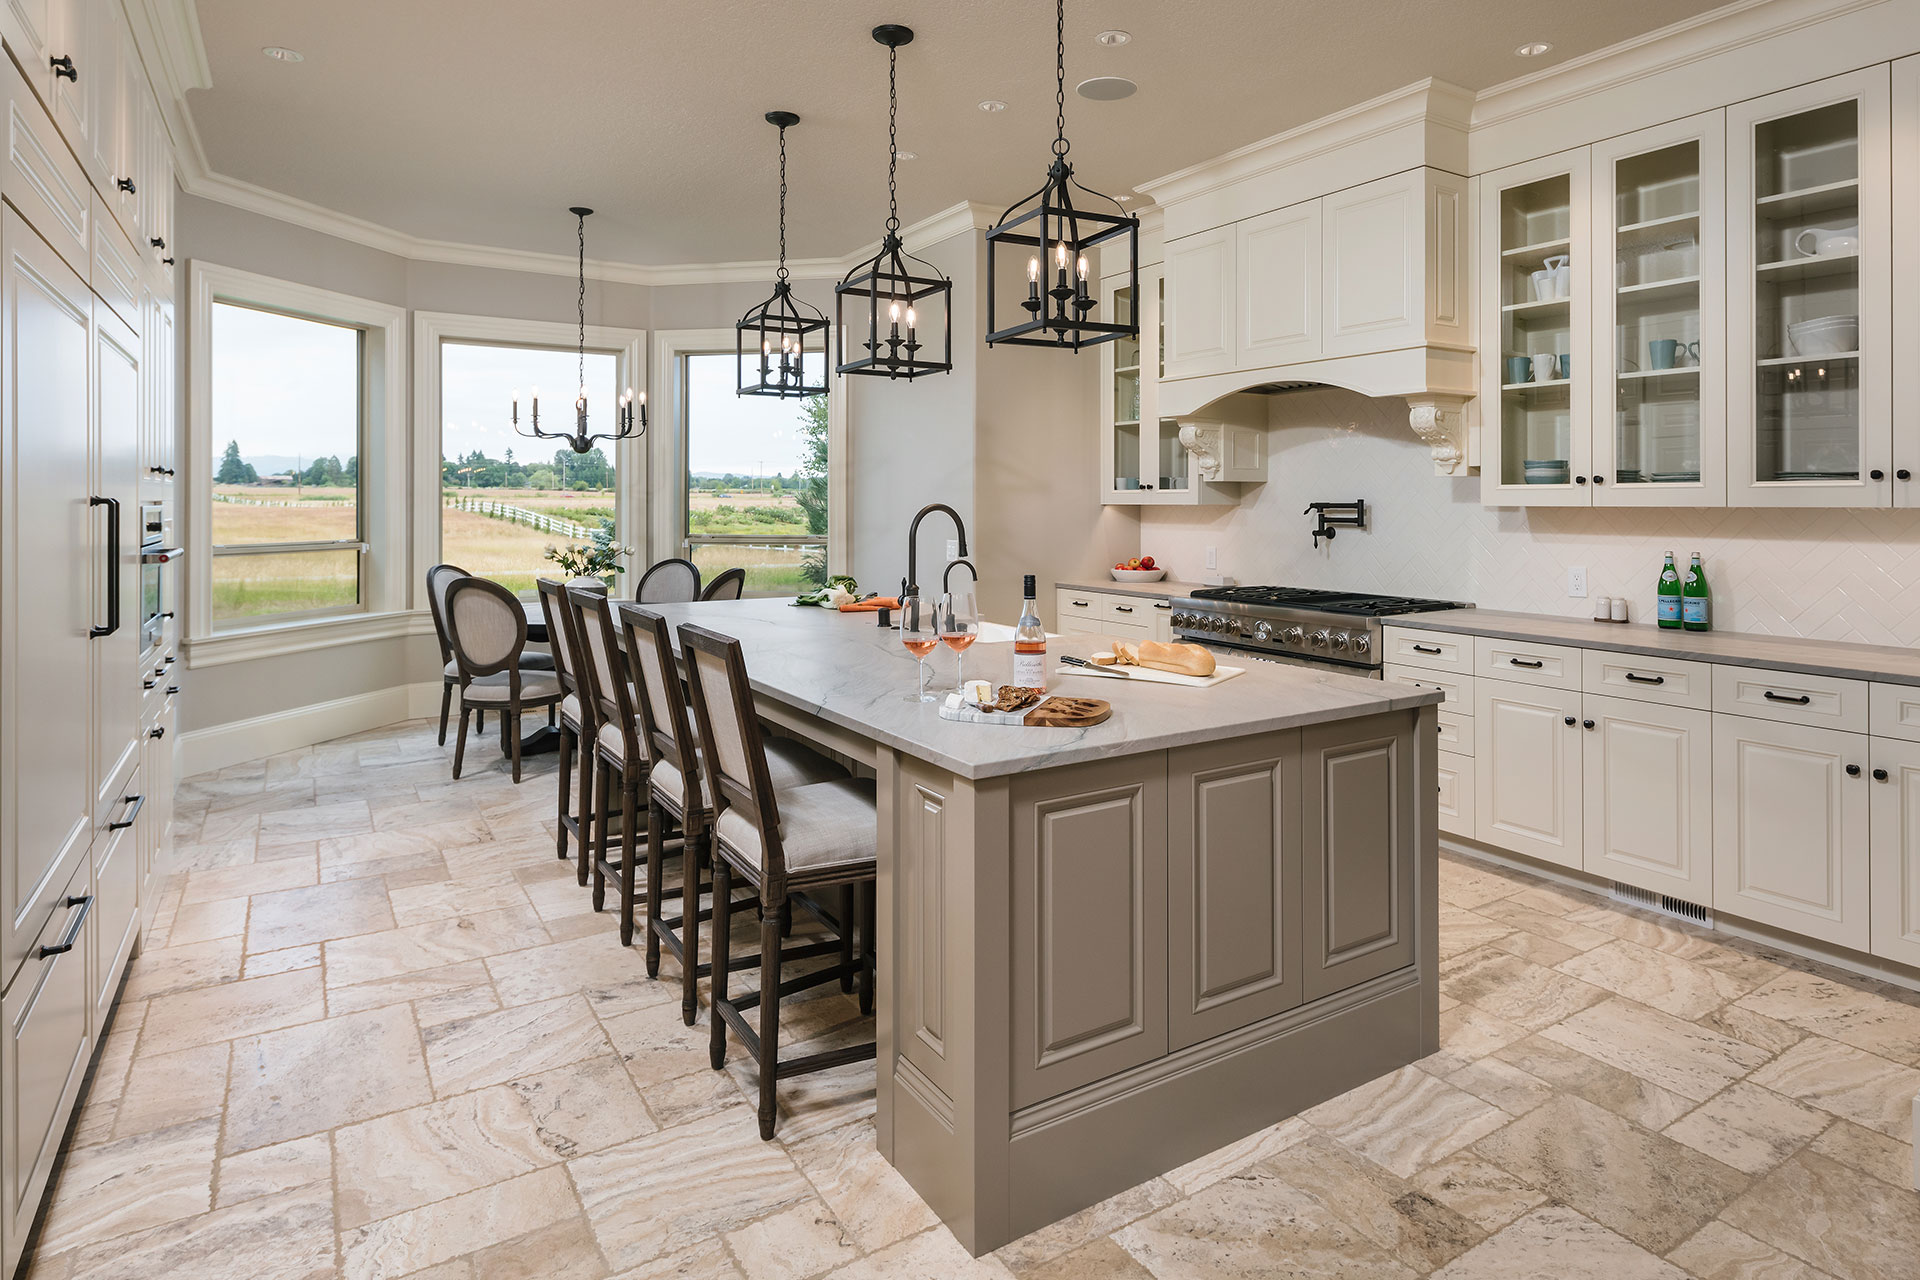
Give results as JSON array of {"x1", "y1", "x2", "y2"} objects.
[
  {"x1": 1012, "y1": 575, "x2": 1047, "y2": 690},
  {"x1": 1656, "y1": 553, "x2": 1682, "y2": 630},
  {"x1": 1682, "y1": 552, "x2": 1710, "y2": 632}
]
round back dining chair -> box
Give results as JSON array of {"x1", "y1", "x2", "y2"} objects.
[
  {"x1": 445, "y1": 575, "x2": 561, "y2": 782},
  {"x1": 699, "y1": 567, "x2": 747, "y2": 601},
  {"x1": 636, "y1": 557, "x2": 701, "y2": 603},
  {"x1": 426, "y1": 563, "x2": 471, "y2": 743}
]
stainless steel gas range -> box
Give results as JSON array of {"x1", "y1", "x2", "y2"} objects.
[{"x1": 1170, "y1": 586, "x2": 1472, "y2": 677}]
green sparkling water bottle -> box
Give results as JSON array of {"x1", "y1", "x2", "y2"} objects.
[
  {"x1": 1681, "y1": 552, "x2": 1710, "y2": 632},
  {"x1": 1657, "y1": 553, "x2": 1681, "y2": 630}
]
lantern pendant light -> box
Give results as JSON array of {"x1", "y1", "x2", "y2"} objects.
[
  {"x1": 737, "y1": 112, "x2": 828, "y2": 398},
  {"x1": 984, "y1": 0, "x2": 1139, "y2": 352},
  {"x1": 511, "y1": 207, "x2": 646, "y2": 453},
  {"x1": 835, "y1": 24, "x2": 953, "y2": 381}
]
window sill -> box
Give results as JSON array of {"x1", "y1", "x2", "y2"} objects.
[{"x1": 184, "y1": 610, "x2": 435, "y2": 669}]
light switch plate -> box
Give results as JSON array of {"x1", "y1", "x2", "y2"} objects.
[{"x1": 1568, "y1": 565, "x2": 1588, "y2": 598}]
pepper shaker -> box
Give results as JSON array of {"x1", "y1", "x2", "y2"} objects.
[
  {"x1": 1592, "y1": 595, "x2": 1612, "y2": 622},
  {"x1": 1610, "y1": 597, "x2": 1628, "y2": 623}
]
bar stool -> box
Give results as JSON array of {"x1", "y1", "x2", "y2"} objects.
[
  {"x1": 567, "y1": 585, "x2": 657, "y2": 945},
  {"x1": 680, "y1": 623, "x2": 876, "y2": 1140},
  {"x1": 619, "y1": 604, "x2": 844, "y2": 1026},
  {"x1": 536, "y1": 578, "x2": 596, "y2": 877}
]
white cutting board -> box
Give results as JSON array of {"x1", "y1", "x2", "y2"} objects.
[{"x1": 1054, "y1": 663, "x2": 1245, "y2": 688}]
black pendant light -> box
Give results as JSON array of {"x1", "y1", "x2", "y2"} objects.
[
  {"x1": 984, "y1": 0, "x2": 1139, "y2": 352},
  {"x1": 737, "y1": 112, "x2": 828, "y2": 398},
  {"x1": 835, "y1": 24, "x2": 953, "y2": 381},
  {"x1": 512, "y1": 207, "x2": 645, "y2": 454}
]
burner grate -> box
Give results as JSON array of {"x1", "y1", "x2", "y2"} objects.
[{"x1": 1189, "y1": 585, "x2": 1468, "y2": 617}]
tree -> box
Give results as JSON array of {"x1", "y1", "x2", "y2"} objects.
[
  {"x1": 216, "y1": 440, "x2": 257, "y2": 485},
  {"x1": 526, "y1": 466, "x2": 558, "y2": 490},
  {"x1": 795, "y1": 395, "x2": 830, "y2": 585}
]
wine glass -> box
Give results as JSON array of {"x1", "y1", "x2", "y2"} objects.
[
  {"x1": 897, "y1": 596, "x2": 939, "y2": 702},
  {"x1": 937, "y1": 590, "x2": 979, "y2": 695}
]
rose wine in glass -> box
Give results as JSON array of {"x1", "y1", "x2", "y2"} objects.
[
  {"x1": 938, "y1": 590, "x2": 979, "y2": 695},
  {"x1": 898, "y1": 598, "x2": 938, "y2": 702}
]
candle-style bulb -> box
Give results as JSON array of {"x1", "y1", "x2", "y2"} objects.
[
  {"x1": 889, "y1": 301, "x2": 901, "y2": 322},
  {"x1": 1027, "y1": 256, "x2": 1040, "y2": 283},
  {"x1": 905, "y1": 306, "x2": 917, "y2": 328},
  {"x1": 1055, "y1": 241, "x2": 1068, "y2": 269},
  {"x1": 1077, "y1": 255, "x2": 1089, "y2": 281}
]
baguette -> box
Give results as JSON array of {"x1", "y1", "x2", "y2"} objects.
[{"x1": 1136, "y1": 641, "x2": 1215, "y2": 677}]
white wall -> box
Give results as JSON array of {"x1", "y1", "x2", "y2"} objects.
[{"x1": 1141, "y1": 387, "x2": 1920, "y2": 647}]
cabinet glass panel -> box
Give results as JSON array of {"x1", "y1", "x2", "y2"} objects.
[
  {"x1": 1157, "y1": 419, "x2": 1188, "y2": 492},
  {"x1": 1609, "y1": 142, "x2": 1704, "y2": 485},
  {"x1": 1110, "y1": 285, "x2": 1142, "y2": 492},
  {"x1": 1496, "y1": 174, "x2": 1574, "y2": 487},
  {"x1": 1750, "y1": 101, "x2": 1861, "y2": 484}
]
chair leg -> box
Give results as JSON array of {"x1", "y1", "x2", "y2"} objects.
[
  {"x1": 758, "y1": 898, "x2": 784, "y2": 1141},
  {"x1": 618, "y1": 771, "x2": 639, "y2": 947},
  {"x1": 476, "y1": 709, "x2": 485, "y2": 733},
  {"x1": 555, "y1": 725, "x2": 573, "y2": 862},
  {"x1": 857, "y1": 881, "x2": 875, "y2": 1018},
  {"x1": 679, "y1": 826, "x2": 704, "y2": 1025},
  {"x1": 452, "y1": 707, "x2": 470, "y2": 779},
  {"x1": 710, "y1": 857, "x2": 733, "y2": 1070},
  {"x1": 438, "y1": 681, "x2": 453, "y2": 746},
  {"x1": 509, "y1": 706, "x2": 523, "y2": 783},
  {"x1": 591, "y1": 761, "x2": 610, "y2": 913},
  {"x1": 644, "y1": 798, "x2": 666, "y2": 979},
  {"x1": 838, "y1": 886, "x2": 856, "y2": 994},
  {"x1": 576, "y1": 748, "x2": 595, "y2": 887}
]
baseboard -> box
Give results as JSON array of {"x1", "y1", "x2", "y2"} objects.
[{"x1": 179, "y1": 681, "x2": 444, "y2": 776}]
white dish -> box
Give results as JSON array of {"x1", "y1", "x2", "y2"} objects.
[
  {"x1": 1109, "y1": 567, "x2": 1168, "y2": 582},
  {"x1": 1787, "y1": 315, "x2": 1858, "y2": 357}
]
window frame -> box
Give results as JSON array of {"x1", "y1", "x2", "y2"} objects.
[
  {"x1": 650, "y1": 328, "x2": 847, "y2": 592},
  {"x1": 185, "y1": 263, "x2": 409, "y2": 661},
  {"x1": 413, "y1": 312, "x2": 647, "y2": 600}
]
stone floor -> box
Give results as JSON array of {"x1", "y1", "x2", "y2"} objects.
[{"x1": 24, "y1": 717, "x2": 1920, "y2": 1280}]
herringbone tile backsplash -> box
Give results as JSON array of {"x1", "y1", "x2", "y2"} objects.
[{"x1": 1140, "y1": 387, "x2": 1920, "y2": 648}]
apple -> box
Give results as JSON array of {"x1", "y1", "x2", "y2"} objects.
[{"x1": 1139, "y1": 555, "x2": 1156, "y2": 570}]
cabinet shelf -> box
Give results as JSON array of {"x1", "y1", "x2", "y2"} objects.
[
  {"x1": 1755, "y1": 251, "x2": 1860, "y2": 282},
  {"x1": 1755, "y1": 351, "x2": 1859, "y2": 367},
  {"x1": 1502, "y1": 297, "x2": 1571, "y2": 317},
  {"x1": 1616, "y1": 274, "x2": 1701, "y2": 304},
  {"x1": 1619, "y1": 366, "x2": 1701, "y2": 381},
  {"x1": 1754, "y1": 178, "x2": 1859, "y2": 220},
  {"x1": 1617, "y1": 210, "x2": 1700, "y2": 237},
  {"x1": 1501, "y1": 236, "x2": 1572, "y2": 261},
  {"x1": 1502, "y1": 379, "x2": 1571, "y2": 391}
]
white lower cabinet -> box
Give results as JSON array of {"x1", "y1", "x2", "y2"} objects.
[
  {"x1": 1581, "y1": 694, "x2": 1714, "y2": 904},
  {"x1": 1475, "y1": 678, "x2": 1583, "y2": 869},
  {"x1": 1712, "y1": 715, "x2": 1870, "y2": 951},
  {"x1": 1869, "y1": 737, "x2": 1920, "y2": 967},
  {"x1": 1437, "y1": 751, "x2": 1475, "y2": 838}
]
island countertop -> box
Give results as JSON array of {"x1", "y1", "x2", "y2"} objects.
[{"x1": 639, "y1": 598, "x2": 1442, "y2": 780}]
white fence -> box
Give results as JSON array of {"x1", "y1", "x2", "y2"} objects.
[{"x1": 444, "y1": 496, "x2": 598, "y2": 541}]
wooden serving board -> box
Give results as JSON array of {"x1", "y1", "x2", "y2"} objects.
[
  {"x1": 937, "y1": 696, "x2": 1112, "y2": 728},
  {"x1": 1055, "y1": 663, "x2": 1246, "y2": 688}
]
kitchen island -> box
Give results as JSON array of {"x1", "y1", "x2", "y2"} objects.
[{"x1": 642, "y1": 599, "x2": 1446, "y2": 1254}]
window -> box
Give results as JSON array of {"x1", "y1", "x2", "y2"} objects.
[
  {"x1": 438, "y1": 340, "x2": 621, "y2": 596},
  {"x1": 208, "y1": 301, "x2": 366, "y2": 624},
  {"x1": 681, "y1": 351, "x2": 828, "y2": 595}
]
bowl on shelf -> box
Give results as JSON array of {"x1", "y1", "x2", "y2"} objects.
[
  {"x1": 1522, "y1": 458, "x2": 1571, "y2": 485},
  {"x1": 1110, "y1": 567, "x2": 1168, "y2": 582},
  {"x1": 1787, "y1": 315, "x2": 1858, "y2": 357}
]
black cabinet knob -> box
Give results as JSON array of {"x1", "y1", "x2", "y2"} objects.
[
  {"x1": 1900, "y1": 470, "x2": 1912, "y2": 481},
  {"x1": 1575, "y1": 475, "x2": 1588, "y2": 485},
  {"x1": 1563, "y1": 716, "x2": 1576, "y2": 726},
  {"x1": 162, "y1": 257, "x2": 174, "y2": 266},
  {"x1": 51, "y1": 54, "x2": 76, "y2": 81},
  {"x1": 1873, "y1": 768, "x2": 1889, "y2": 781},
  {"x1": 1582, "y1": 719, "x2": 1595, "y2": 729},
  {"x1": 1871, "y1": 469, "x2": 1886, "y2": 481},
  {"x1": 1592, "y1": 475, "x2": 1606, "y2": 485},
  {"x1": 116, "y1": 177, "x2": 136, "y2": 194},
  {"x1": 1846, "y1": 763, "x2": 1862, "y2": 777},
  {"x1": 150, "y1": 237, "x2": 166, "y2": 250}
]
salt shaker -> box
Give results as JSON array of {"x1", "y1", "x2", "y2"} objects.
[
  {"x1": 1610, "y1": 597, "x2": 1628, "y2": 623},
  {"x1": 1592, "y1": 596, "x2": 1612, "y2": 622}
]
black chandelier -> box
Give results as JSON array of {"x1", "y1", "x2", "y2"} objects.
[
  {"x1": 983, "y1": 0, "x2": 1139, "y2": 352},
  {"x1": 512, "y1": 207, "x2": 645, "y2": 454},
  {"x1": 835, "y1": 24, "x2": 952, "y2": 381},
  {"x1": 737, "y1": 112, "x2": 828, "y2": 398}
]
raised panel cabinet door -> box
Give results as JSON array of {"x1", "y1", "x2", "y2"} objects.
[
  {"x1": 1321, "y1": 171, "x2": 1421, "y2": 358},
  {"x1": 1011, "y1": 755, "x2": 1167, "y2": 1108},
  {"x1": 45, "y1": 0, "x2": 93, "y2": 164},
  {"x1": 1869, "y1": 737, "x2": 1920, "y2": 967},
  {"x1": 1301, "y1": 713, "x2": 1415, "y2": 1002},
  {"x1": 92, "y1": 302, "x2": 138, "y2": 816},
  {"x1": 1580, "y1": 693, "x2": 1713, "y2": 904},
  {"x1": 4, "y1": 52, "x2": 93, "y2": 276},
  {"x1": 90, "y1": 779, "x2": 137, "y2": 1027},
  {"x1": 2, "y1": 208, "x2": 94, "y2": 989},
  {"x1": 1895, "y1": 56, "x2": 1920, "y2": 505},
  {"x1": 1236, "y1": 201, "x2": 1320, "y2": 368},
  {"x1": 0, "y1": 0, "x2": 54, "y2": 91},
  {"x1": 1437, "y1": 750, "x2": 1475, "y2": 839},
  {"x1": 1712, "y1": 715, "x2": 1869, "y2": 950},
  {"x1": 1474, "y1": 678, "x2": 1583, "y2": 868},
  {"x1": 1168, "y1": 732, "x2": 1302, "y2": 1050},
  {"x1": 1162, "y1": 227, "x2": 1235, "y2": 379}
]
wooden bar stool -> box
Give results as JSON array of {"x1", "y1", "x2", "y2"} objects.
[
  {"x1": 680, "y1": 623, "x2": 876, "y2": 1140},
  {"x1": 619, "y1": 604, "x2": 844, "y2": 1025},
  {"x1": 536, "y1": 578, "x2": 596, "y2": 878}
]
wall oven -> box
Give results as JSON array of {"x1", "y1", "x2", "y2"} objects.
[{"x1": 140, "y1": 501, "x2": 181, "y2": 655}]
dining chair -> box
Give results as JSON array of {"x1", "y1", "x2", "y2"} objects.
[
  {"x1": 537, "y1": 577, "x2": 596, "y2": 876},
  {"x1": 444, "y1": 576, "x2": 563, "y2": 782},
  {"x1": 699, "y1": 567, "x2": 747, "y2": 601},
  {"x1": 620, "y1": 604, "x2": 843, "y2": 1025},
  {"x1": 680, "y1": 623, "x2": 876, "y2": 1140},
  {"x1": 427, "y1": 563, "x2": 484, "y2": 743},
  {"x1": 636, "y1": 557, "x2": 702, "y2": 603}
]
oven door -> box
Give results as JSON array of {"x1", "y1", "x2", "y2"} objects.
[{"x1": 1193, "y1": 637, "x2": 1383, "y2": 680}]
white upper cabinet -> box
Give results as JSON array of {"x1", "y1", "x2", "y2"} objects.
[
  {"x1": 1590, "y1": 112, "x2": 1727, "y2": 507},
  {"x1": 1323, "y1": 170, "x2": 1461, "y2": 358},
  {"x1": 1236, "y1": 202, "x2": 1319, "y2": 368},
  {"x1": 1162, "y1": 227, "x2": 1236, "y2": 380},
  {"x1": 0, "y1": 0, "x2": 55, "y2": 88},
  {"x1": 45, "y1": 0, "x2": 93, "y2": 155},
  {"x1": 1727, "y1": 67, "x2": 1893, "y2": 507}
]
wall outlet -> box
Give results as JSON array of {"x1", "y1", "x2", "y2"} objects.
[
  {"x1": 1568, "y1": 565, "x2": 1588, "y2": 598},
  {"x1": 1205, "y1": 546, "x2": 1218, "y2": 571},
  {"x1": 945, "y1": 538, "x2": 960, "y2": 562}
]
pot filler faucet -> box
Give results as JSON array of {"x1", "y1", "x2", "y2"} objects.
[
  {"x1": 902, "y1": 503, "x2": 969, "y2": 630},
  {"x1": 1305, "y1": 500, "x2": 1367, "y2": 548}
]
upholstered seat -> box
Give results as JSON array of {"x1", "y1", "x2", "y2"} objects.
[
  {"x1": 648, "y1": 739, "x2": 843, "y2": 814},
  {"x1": 461, "y1": 671, "x2": 561, "y2": 704},
  {"x1": 714, "y1": 777, "x2": 877, "y2": 873}
]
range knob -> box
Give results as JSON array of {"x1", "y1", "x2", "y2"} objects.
[
  {"x1": 1350, "y1": 632, "x2": 1372, "y2": 654},
  {"x1": 1328, "y1": 631, "x2": 1350, "y2": 651},
  {"x1": 1281, "y1": 625, "x2": 1305, "y2": 645},
  {"x1": 1309, "y1": 629, "x2": 1332, "y2": 648},
  {"x1": 1252, "y1": 620, "x2": 1273, "y2": 642},
  {"x1": 1171, "y1": 612, "x2": 1190, "y2": 628},
  {"x1": 1215, "y1": 616, "x2": 1235, "y2": 634}
]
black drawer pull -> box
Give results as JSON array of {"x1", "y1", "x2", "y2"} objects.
[
  {"x1": 1508, "y1": 657, "x2": 1544, "y2": 669},
  {"x1": 1071, "y1": 600, "x2": 1089, "y2": 608},
  {"x1": 1153, "y1": 602, "x2": 1169, "y2": 610},
  {"x1": 1115, "y1": 605, "x2": 1133, "y2": 614},
  {"x1": 39, "y1": 896, "x2": 92, "y2": 958},
  {"x1": 165, "y1": 686, "x2": 179, "y2": 695},
  {"x1": 149, "y1": 726, "x2": 166, "y2": 739},
  {"x1": 1763, "y1": 691, "x2": 1812, "y2": 705},
  {"x1": 108, "y1": 793, "x2": 145, "y2": 830},
  {"x1": 1412, "y1": 643, "x2": 1442, "y2": 655},
  {"x1": 1624, "y1": 672, "x2": 1665, "y2": 685}
]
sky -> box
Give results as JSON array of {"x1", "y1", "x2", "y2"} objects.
[
  {"x1": 441, "y1": 341, "x2": 618, "y2": 468},
  {"x1": 211, "y1": 302, "x2": 359, "y2": 469},
  {"x1": 682, "y1": 352, "x2": 820, "y2": 478}
]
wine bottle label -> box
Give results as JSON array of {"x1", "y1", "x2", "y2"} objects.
[
  {"x1": 1657, "y1": 597, "x2": 1681, "y2": 622},
  {"x1": 1012, "y1": 653, "x2": 1045, "y2": 689},
  {"x1": 1682, "y1": 597, "x2": 1708, "y2": 624}
]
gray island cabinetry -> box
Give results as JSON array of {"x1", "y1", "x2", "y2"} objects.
[{"x1": 643, "y1": 601, "x2": 1444, "y2": 1254}]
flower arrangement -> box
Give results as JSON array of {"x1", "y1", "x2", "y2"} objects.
[{"x1": 544, "y1": 535, "x2": 633, "y2": 581}]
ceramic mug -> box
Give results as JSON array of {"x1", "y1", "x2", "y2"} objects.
[
  {"x1": 1531, "y1": 353, "x2": 1559, "y2": 383},
  {"x1": 1530, "y1": 268, "x2": 1553, "y2": 302},
  {"x1": 1558, "y1": 353, "x2": 1573, "y2": 380},
  {"x1": 1543, "y1": 255, "x2": 1572, "y2": 299},
  {"x1": 1505, "y1": 355, "x2": 1533, "y2": 385},
  {"x1": 1794, "y1": 228, "x2": 1860, "y2": 258},
  {"x1": 1649, "y1": 339, "x2": 1699, "y2": 370}
]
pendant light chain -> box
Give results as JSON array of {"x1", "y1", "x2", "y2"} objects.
[
  {"x1": 576, "y1": 210, "x2": 587, "y2": 394},
  {"x1": 776, "y1": 124, "x2": 790, "y2": 282},
  {"x1": 885, "y1": 42, "x2": 900, "y2": 235},
  {"x1": 1052, "y1": 0, "x2": 1069, "y2": 158}
]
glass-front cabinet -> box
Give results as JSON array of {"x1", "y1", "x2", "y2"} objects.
[
  {"x1": 1591, "y1": 113, "x2": 1727, "y2": 505},
  {"x1": 1727, "y1": 67, "x2": 1892, "y2": 506},
  {"x1": 1101, "y1": 265, "x2": 1191, "y2": 504}
]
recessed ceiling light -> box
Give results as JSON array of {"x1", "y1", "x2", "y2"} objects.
[
  {"x1": 1095, "y1": 29, "x2": 1131, "y2": 46},
  {"x1": 977, "y1": 99, "x2": 1007, "y2": 113},
  {"x1": 1077, "y1": 76, "x2": 1136, "y2": 101},
  {"x1": 898, "y1": 151, "x2": 918, "y2": 161},
  {"x1": 261, "y1": 45, "x2": 304, "y2": 62},
  {"x1": 1115, "y1": 194, "x2": 1133, "y2": 203},
  {"x1": 1514, "y1": 41, "x2": 1552, "y2": 57}
]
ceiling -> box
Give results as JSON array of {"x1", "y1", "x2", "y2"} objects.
[{"x1": 187, "y1": 0, "x2": 1733, "y2": 267}]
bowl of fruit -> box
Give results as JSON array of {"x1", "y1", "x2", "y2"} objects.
[{"x1": 1110, "y1": 556, "x2": 1167, "y2": 583}]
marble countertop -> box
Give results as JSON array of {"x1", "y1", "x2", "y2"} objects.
[
  {"x1": 1394, "y1": 608, "x2": 1920, "y2": 686},
  {"x1": 1054, "y1": 578, "x2": 1211, "y2": 601},
  {"x1": 641, "y1": 599, "x2": 1441, "y2": 780}
]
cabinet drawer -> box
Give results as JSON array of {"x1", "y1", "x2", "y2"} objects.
[
  {"x1": 1438, "y1": 750, "x2": 1475, "y2": 838},
  {"x1": 1582, "y1": 650, "x2": 1712, "y2": 710},
  {"x1": 1477, "y1": 637, "x2": 1582, "y2": 689},
  {"x1": 1712, "y1": 665, "x2": 1867, "y2": 733},
  {"x1": 1055, "y1": 589, "x2": 1102, "y2": 628},
  {"x1": 1382, "y1": 626, "x2": 1472, "y2": 675},
  {"x1": 1870, "y1": 682, "x2": 1920, "y2": 744},
  {"x1": 1095, "y1": 620, "x2": 1152, "y2": 644},
  {"x1": 1101, "y1": 595, "x2": 1152, "y2": 626},
  {"x1": 1437, "y1": 708, "x2": 1474, "y2": 755},
  {"x1": 1385, "y1": 663, "x2": 1472, "y2": 711},
  {"x1": 2, "y1": 55, "x2": 90, "y2": 277}
]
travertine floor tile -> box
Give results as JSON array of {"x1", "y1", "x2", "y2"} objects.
[
  {"x1": 111, "y1": 1043, "x2": 229, "y2": 1139},
  {"x1": 1254, "y1": 1135, "x2": 1483, "y2": 1272},
  {"x1": 1409, "y1": 1152, "x2": 1548, "y2": 1232},
  {"x1": 1441, "y1": 946, "x2": 1609, "y2": 1031},
  {"x1": 1556, "y1": 939, "x2": 1755, "y2": 1019},
  {"x1": 339, "y1": 1164, "x2": 582, "y2": 1280},
  {"x1": 35, "y1": 1116, "x2": 219, "y2": 1256},
  {"x1": 726, "y1": 1202, "x2": 859, "y2": 1280},
  {"x1": 166, "y1": 898, "x2": 249, "y2": 946},
  {"x1": 785, "y1": 1118, "x2": 939, "y2": 1254},
  {"x1": 1747, "y1": 1036, "x2": 1920, "y2": 1138},
  {"x1": 214, "y1": 1134, "x2": 332, "y2": 1208},
  {"x1": 1661, "y1": 1081, "x2": 1829, "y2": 1175},
  {"x1": 1720, "y1": 1150, "x2": 1920, "y2": 1280},
  {"x1": 819, "y1": 1229, "x2": 1019, "y2": 1280},
  {"x1": 1302, "y1": 1064, "x2": 1511, "y2": 1177},
  {"x1": 1428, "y1": 1205, "x2": 1685, "y2": 1279},
  {"x1": 1735, "y1": 969, "x2": 1920, "y2": 1064},
  {"x1": 464, "y1": 1215, "x2": 610, "y2": 1280},
  {"x1": 179, "y1": 857, "x2": 317, "y2": 906},
  {"x1": 137, "y1": 968, "x2": 326, "y2": 1057},
  {"x1": 1667, "y1": 1220, "x2": 1835, "y2": 1280},
  {"x1": 990, "y1": 1180, "x2": 1180, "y2": 1276},
  {"x1": 388, "y1": 872, "x2": 530, "y2": 927},
  {"x1": 246, "y1": 877, "x2": 395, "y2": 952},
  {"x1": 1493, "y1": 1033, "x2": 1696, "y2": 1130},
  {"x1": 1806, "y1": 1118, "x2": 1916, "y2": 1189},
  {"x1": 422, "y1": 992, "x2": 612, "y2": 1096},
  {"x1": 322, "y1": 905, "x2": 550, "y2": 988},
  {"x1": 225, "y1": 1003, "x2": 433, "y2": 1153},
  {"x1": 1158, "y1": 1115, "x2": 1313, "y2": 1197},
  {"x1": 1010, "y1": 1238, "x2": 1156, "y2": 1280},
  {"x1": 62, "y1": 1184, "x2": 335, "y2": 1280},
  {"x1": 1540, "y1": 997, "x2": 1767, "y2": 1101},
  {"x1": 487, "y1": 932, "x2": 678, "y2": 1018}
]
